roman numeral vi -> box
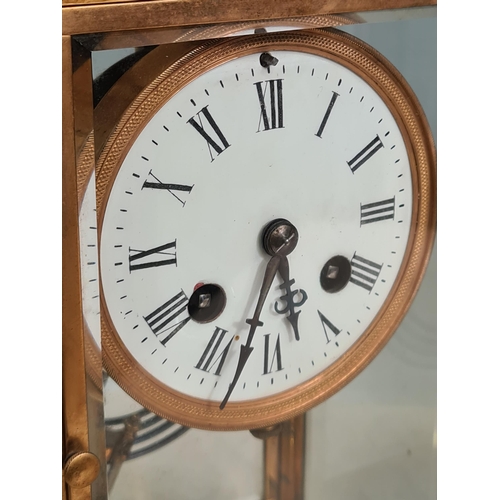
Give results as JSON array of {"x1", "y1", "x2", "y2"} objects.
[{"x1": 263, "y1": 333, "x2": 283, "y2": 374}]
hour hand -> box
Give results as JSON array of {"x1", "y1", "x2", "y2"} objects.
[{"x1": 274, "y1": 256, "x2": 308, "y2": 341}]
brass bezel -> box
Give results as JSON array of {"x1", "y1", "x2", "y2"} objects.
[{"x1": 96, "y1": 29, "x2": 436, "y2": 431}]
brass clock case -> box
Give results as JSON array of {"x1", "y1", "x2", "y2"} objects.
[{"x1": 96, "y1": 29, "x2": 436, "y2": 431}]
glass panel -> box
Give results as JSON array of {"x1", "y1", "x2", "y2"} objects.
[
  {"x1": 70, "y1": 37, "x2": 109, "y2": 499},
  {"x1": 90, "y1": 39, "x2": 265, "y2": 500},
  {"x1": 79, "y1": 168, "x2": 109, "y2": 500},
  {"x1": 304, "y1": 17, "x2": 436, "y2": 500},
  {"x1": 104, "y1": 379, "x2": 263, "y2": 500},
  {"x1": 83, "y1": 13, "x2": 436, "y2": 499}
]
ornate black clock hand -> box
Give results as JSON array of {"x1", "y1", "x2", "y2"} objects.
[
  {"x1": 219, "y1": 253, "x2": 281, "y2": 410},
  {"x1": 220, "y1": 218, "x2": 299, "y2": 410},
  {"x1": 274, "y1": 256, "x2": 308, "y2": 341}
]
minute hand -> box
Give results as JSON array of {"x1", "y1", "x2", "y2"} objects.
[{"x1": 219, "y1": 254, "x2": 282, "y2": 410}]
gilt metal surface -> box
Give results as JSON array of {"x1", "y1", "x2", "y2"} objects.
[{"x1": 62, "y1": 0, "x2": 436, "y2": 36}]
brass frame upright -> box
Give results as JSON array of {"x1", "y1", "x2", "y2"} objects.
[
  {"x1": 62, "y1": 1, "x2": 436, "y2": 499},
  {"x1": 63, "y1": 37, "x2": 93, "y2": 500}
]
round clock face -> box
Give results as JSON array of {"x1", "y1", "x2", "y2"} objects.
[{"x1": 98, "y1": 31, "x2": 435, "y2": 429}]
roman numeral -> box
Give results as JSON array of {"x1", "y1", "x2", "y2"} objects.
[
  {"x1": 317, "y1": 310, "x2": 340, "y2": 344},
  {"x1": 254, "y1": 79, "x2": 284, "y2": 132},
  {"x1": 129, "y1": 241, "x2": 177, "y2": 272},
  {"x1": 349, "y1": 253, "x2": 383, "y2": 292},
  {"x1": 188, "y1": 106, "x2": 230, "y2": 161},
  {"x1": 360, "y1": 197, "x2": 395, "y2": 225},
  {"x1": 263, "y1": 333, "x2": 283, "y2": 375},
  {"x1": 144, "y1": 291, "x2": 190, "y2": 345},
  {"x1": 142, "y1": 170, "x2": 193, "y2": 207},
  {"x1": 315, "y1": 91, "x2": 339, "y2": 138},
  {"x1": 195, "y1": 327, "x2": 233, "y2": 376},
  {"x1": 347, "y1": 135, "x2": 384, "y2": 173}
]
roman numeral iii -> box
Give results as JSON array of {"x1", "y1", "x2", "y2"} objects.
[
  {"x1": 195, "y1": 327, "x2": 233, "y2": 376},
  {"x1": 254, "y1": 79, "x2": 284, "y2": 132},
  {"x1": 188, "y1": 106, "x2": 230, "y2": 161},
  {"x1": 144, "y1": 291, "x2": 190, "y2": 345},
  {"x1": 347, "y1": 135, "x2": 384, "y2": 173},
  {"x1": 263, "y1": 333, "x2": 283, "y2": 374},
  {"x1": 349, "y1": 253, "x2": 383, "y2": 292},
  {"x1": 360, "y1": 197, "x2": 395, "y2": 225},
  {"x1": 129, "y1": 240, "x2": 177, "y2": 272}
]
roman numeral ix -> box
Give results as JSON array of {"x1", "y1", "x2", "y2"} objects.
[
  {"x1": 195, "y1": 327, "x2": 233, "y2": 376},
  {"x1": 254, "y1": 79, "x2": 284, "y2": 132},
  {"x1": 349, "y1": 253, "x2": 383, "y2": 293},
  {"x1": 188, "y1": 106, "x2": 230, "y2": 161},
  {"x1": 144, "y1": 291, "x2": 190, "y2": 345},
  {"x1": 360, "y1": 197, "x2": 395, "y2": 225}
]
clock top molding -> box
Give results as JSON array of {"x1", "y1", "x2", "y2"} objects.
[{"x1": 62, "y1": 0, "x2": 436, "y2": 37}]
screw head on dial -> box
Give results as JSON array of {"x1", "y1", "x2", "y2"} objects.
[
  {"x1": 188, "y1": 283, "x2": 227, "y2": 323},
  {"x1": 320, "y1": 256, "x2": 352, "y2": 293},
  {"x1": 262, "y1": 218, "x2": 299, "y2": 256}
]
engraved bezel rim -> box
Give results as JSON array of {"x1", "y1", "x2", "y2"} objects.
[{"x1": 96, "y1": 29, "x2": 436, "y2": 431}]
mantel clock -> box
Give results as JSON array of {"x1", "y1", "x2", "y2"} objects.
[{"x1": 62, "y1": 2, "x2": 436, "y2": 499}]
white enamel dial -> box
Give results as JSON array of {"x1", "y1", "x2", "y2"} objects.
[
  {"x1": 79, "y1": 171, "x2": 101, "y2": 345},
  {"x1": 100, "y1": 48, "x2": 413, "y2": 408}
]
